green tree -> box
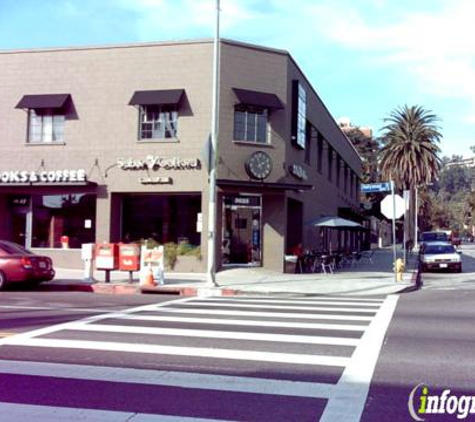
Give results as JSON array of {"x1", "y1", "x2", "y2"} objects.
[
  {"x1": 379, "y1": 105, "x2": 442, "y2": 243},
  {"x1": 439, "y1": 165, "x2": 470, "y2": 197},
  {"x1": 379, "y1": 105, "x2": 442, "y2": 190},
  {"x1": 345, "y1": 127, "x2": 380, "y2": 184}
]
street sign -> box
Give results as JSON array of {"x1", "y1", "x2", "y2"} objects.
[
  {"x1": 361, "y1": 182, "x2": 392, "y2": 193},
  {"x1": 381, "y1": 194, "x2": 405, "y2": 219}
]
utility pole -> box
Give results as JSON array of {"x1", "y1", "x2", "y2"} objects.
[{"x1": 206, "y1": 0, "x2": 220, "y2": 287}]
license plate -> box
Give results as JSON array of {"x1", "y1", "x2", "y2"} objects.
[
  {"x1": 39, "y1": 262, "x2": 46, "y2": 269},
  {"x1": 439, "y1": 263, "x2": 448, "y2": 268}
]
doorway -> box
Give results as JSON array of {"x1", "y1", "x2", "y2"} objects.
[
  {"x1": 9, "y1": 196, "x2": 31, "y2": 248},
  {"x1": 222, "y1": 195, "x2": 262, "y2": 266},
  {"x1": 286, "y1": 198, "x2": 303, "y2": 253}
]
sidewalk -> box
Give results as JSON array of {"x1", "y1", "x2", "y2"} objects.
[{"x1": 41, "y1": 248, "x2": 419, "y2": 297}]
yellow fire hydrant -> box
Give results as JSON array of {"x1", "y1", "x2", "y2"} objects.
[{"x1": 395, "y1": 258, "x2": 405, "y2": 282}]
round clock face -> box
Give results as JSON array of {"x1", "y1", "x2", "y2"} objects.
[{"x1": 245, "y1": 151, "x2": 273, "y2": 180}]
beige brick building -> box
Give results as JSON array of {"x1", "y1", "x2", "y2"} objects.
[{"x1": 0, "y1": 39, "x2": 362, "y2": 272}]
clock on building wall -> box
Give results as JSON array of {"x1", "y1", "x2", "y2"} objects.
[{"x1": 245, "y1": 151, "x2": 273, "y2": 180}]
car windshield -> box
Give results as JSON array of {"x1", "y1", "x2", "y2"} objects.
[
  {"x1": 0, "y1": 241, "x2": 32, "y2": 254},
  {"x1": 424, "y1": 244, "x2": 456, "y2": 254},
  {"x1": 421, "y1": 232, "x2": 449, "y2": 242}
]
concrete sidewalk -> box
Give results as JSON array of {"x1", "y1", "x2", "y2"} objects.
[{"x1": 40, "y1": 248, "x2": 419, "y2": 297}]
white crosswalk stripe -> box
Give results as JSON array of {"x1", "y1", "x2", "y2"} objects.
[{"x1": 0, "y1": 294, "x2": 398, "y2": 421}]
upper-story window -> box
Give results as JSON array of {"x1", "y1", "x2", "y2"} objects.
[
  {"x1": 232, "y1": 88, "x2": 283, "y2": 145},
  {"x1": 15, "y1": 94, "x2": 71, "y2": 144},
  {"x1": 139, "y1": 105, "x2": 177, "y2": 139},
  {"x1": 29, "y1": 109, "x2": 65, "y2": 143},
  {"x1": 336, "y1": 155, "x2": 341, "y2": 188},
  {"x1": 328, "y1": 146, "x2": 333, "y2": 182},
  {"x1": 128, "y1": 89, "x2": 184, "y2": 141},
  {"x1": 291, "y1": 80, "x2": 307, "y2": 149},
  {"x1": 344, "y1": 164, "x2": 348, "y2": 193},
  {"x1": 304, "y1": 122, "x2": 315, "y2": 164},
  {"x1": 234, "y1": 105, "x2": 268, "y2": 143},
  {"x1": 317, "y1": 134, "x2": 324, "y2": 174}
]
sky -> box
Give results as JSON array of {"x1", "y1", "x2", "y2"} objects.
[{"x1": 1, "y1": 0, "x2": 474, "y2": 159}]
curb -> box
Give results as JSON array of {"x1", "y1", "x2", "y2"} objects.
[{"x1": 38, "y1": 282, "x2": 241, "y2": 297}]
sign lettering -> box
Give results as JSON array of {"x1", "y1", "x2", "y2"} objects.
[
  {"x1": 289, "y1": 164, "x2": 308, "y2": 181},
  {"x1": 118, "y1": 155, "x2": 201, "y2": 171},
  {"x1": 0, "y1": 169, "x2": 86, "y2": 184}
]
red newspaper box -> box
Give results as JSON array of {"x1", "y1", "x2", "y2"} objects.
[
  {"x1": 95, "y1": 243, "x2": 119, "y2": 270},
  {"x1": 119, "y1": 243, "x2": 141, "y2": 272}
]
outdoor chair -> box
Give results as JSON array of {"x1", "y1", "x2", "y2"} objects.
[
  {"x1": 321, "y1": 255, "x2": 335, "y2": 274},
  {"x1": 360, "y1": 250, "x2": 375, "y2": 264},
  {"x1": 347, "y1": 251, "x2": 361, "y2": 267}
]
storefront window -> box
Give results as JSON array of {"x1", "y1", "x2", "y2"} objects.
[
  {"x1": 121, "y1": 194, "x2": 201, "y2": 245},
  {"x1": 31, "y1": 194, "x2": 96, "y2": 248}
]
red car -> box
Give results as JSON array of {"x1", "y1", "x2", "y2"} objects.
[{"x1": 0, "y1": 240, "x2": 55, "y2": 290}]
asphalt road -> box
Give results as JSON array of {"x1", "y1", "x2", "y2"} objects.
[
  {"x1": 362, "y1": 288, "x2": 475, "y2": 421},
  {"x1": 0, "y1": 291, "x2": 173, "y2": 334},
  {"x1": 0, "y1": 292, "x2": 394, "y2": 421},
  {"x1": 0, "y1": 259, "x2": 474, "y2": 421}
]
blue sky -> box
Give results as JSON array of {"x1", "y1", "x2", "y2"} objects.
[{"x1": 1, "y1": 0, "x2": 474, "y2": 159}]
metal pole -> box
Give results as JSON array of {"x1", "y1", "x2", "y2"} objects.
[
  {"x1": 391, "y1": 180, "x2": 397, "y2": 282},
  {"x1": 414, "y1": 186, "x2": 418, "y2": 249},
  {"x1": 206, "y1": 0, "x2": 220, "y2": 287},
  {"x1": 403, "y1": 212, "x2": 406, "y2": 264}
]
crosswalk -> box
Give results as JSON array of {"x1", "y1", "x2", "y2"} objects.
[{"x1": 0, "y1": 294, "x2": 398, "y2": 421}]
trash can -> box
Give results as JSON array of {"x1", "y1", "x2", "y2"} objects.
[{"x1": 284, "y1": 255, "x2": 298, "y2": 273}]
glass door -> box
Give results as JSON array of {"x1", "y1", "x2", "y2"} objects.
[
  {"x1": 222, "y1": 195, "x2": 262, "y2": 266},
  {"x1": 9, "y1": 195, "x2": 31, "y2": 248}
]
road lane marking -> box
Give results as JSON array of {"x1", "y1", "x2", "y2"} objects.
[
  {"x1": 69, "y1": 323, "x2": 361, "y2": 346},
  {"x1": 4, "y1": 337, "x2": 352, "y2": 367},
  {"x1": 0, "y1": 297, "x2": 196, "y2": 347},
  {"x1": 320, "y1": 294, "x2": 399, "y2": 422},
  {"x1": 0, "y1": 359, "x2": 335, "y2": 398},
  {"x1": 0, "y1": 305, "x2": 146, "y2": 314},
  {"x1": 201, "y1": 296, "x2": 385, "y2": 303},
  {"x1": 144, "y1": 307, "x2": 375, "y2": 320},
  {"x1": 116, "y1": 314, "x2": 369, "y2": 331},
  {"x1": 191, "y1": 298, "x2": 383, "y2": 307},
  {"x1": 161, "y1": 303, "x2": 379, "y2": 313}
]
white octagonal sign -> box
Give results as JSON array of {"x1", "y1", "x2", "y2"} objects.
[{"x1": 381, "y1": 194, "x2": 405, "y2": 219}]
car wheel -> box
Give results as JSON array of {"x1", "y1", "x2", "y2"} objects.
[{"x1": 0, "y1": 271, "x2": 7, "y2": 290}]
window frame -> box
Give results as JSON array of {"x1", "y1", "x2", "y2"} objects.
[
  {"x1": 327, "y1": 145, "x2": 333, "y2": 182},
  {"x1": 317, "y1": 134, "x2": 323, "y2": 174},
  {"x1": 138, "y1": 104, "x2": 178, "y2": 141},
  {"x1": 27, "y1": 108, "x2": 65, "y2": 144},
  {"x1": 233, "y1": 104, "x2": 270, "y2": 145}
]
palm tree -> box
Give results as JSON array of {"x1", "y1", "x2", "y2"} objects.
[
  {"x1": 379, "y1": 105, "x2": 442, "y2": 243},
  {"x1": 379, "y1": 105, "x2": 442, "y2": 189}
]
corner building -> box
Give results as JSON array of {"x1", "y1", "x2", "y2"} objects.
[{"x1": 0, "y1": 39, "x2": 362, "y2": 272}]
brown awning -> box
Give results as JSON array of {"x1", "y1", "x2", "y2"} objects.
[
  {"x1": 15, "y1": 94, "x2": 71, "y2": 109},
  {"x1": 232, "y1": 88, "x2": 284, "y2": 110},
  {"x1": 218, "y1": 179, "x2": 312, "y2": 191},
  {"x1": 128, "y1": 89, "x2": 185, "y2": 106}
]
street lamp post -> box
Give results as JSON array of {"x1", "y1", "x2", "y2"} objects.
[{"x1": 206, "y1": 0, "x2": 220, "y2": 287}]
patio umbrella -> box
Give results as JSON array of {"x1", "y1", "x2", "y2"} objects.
[
  {"x1": 306, "y1": 216, "x2": 363, "y2": 228},
  {"x1": 306, "y1": 216, "x2": 364, "y2": 254}
]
